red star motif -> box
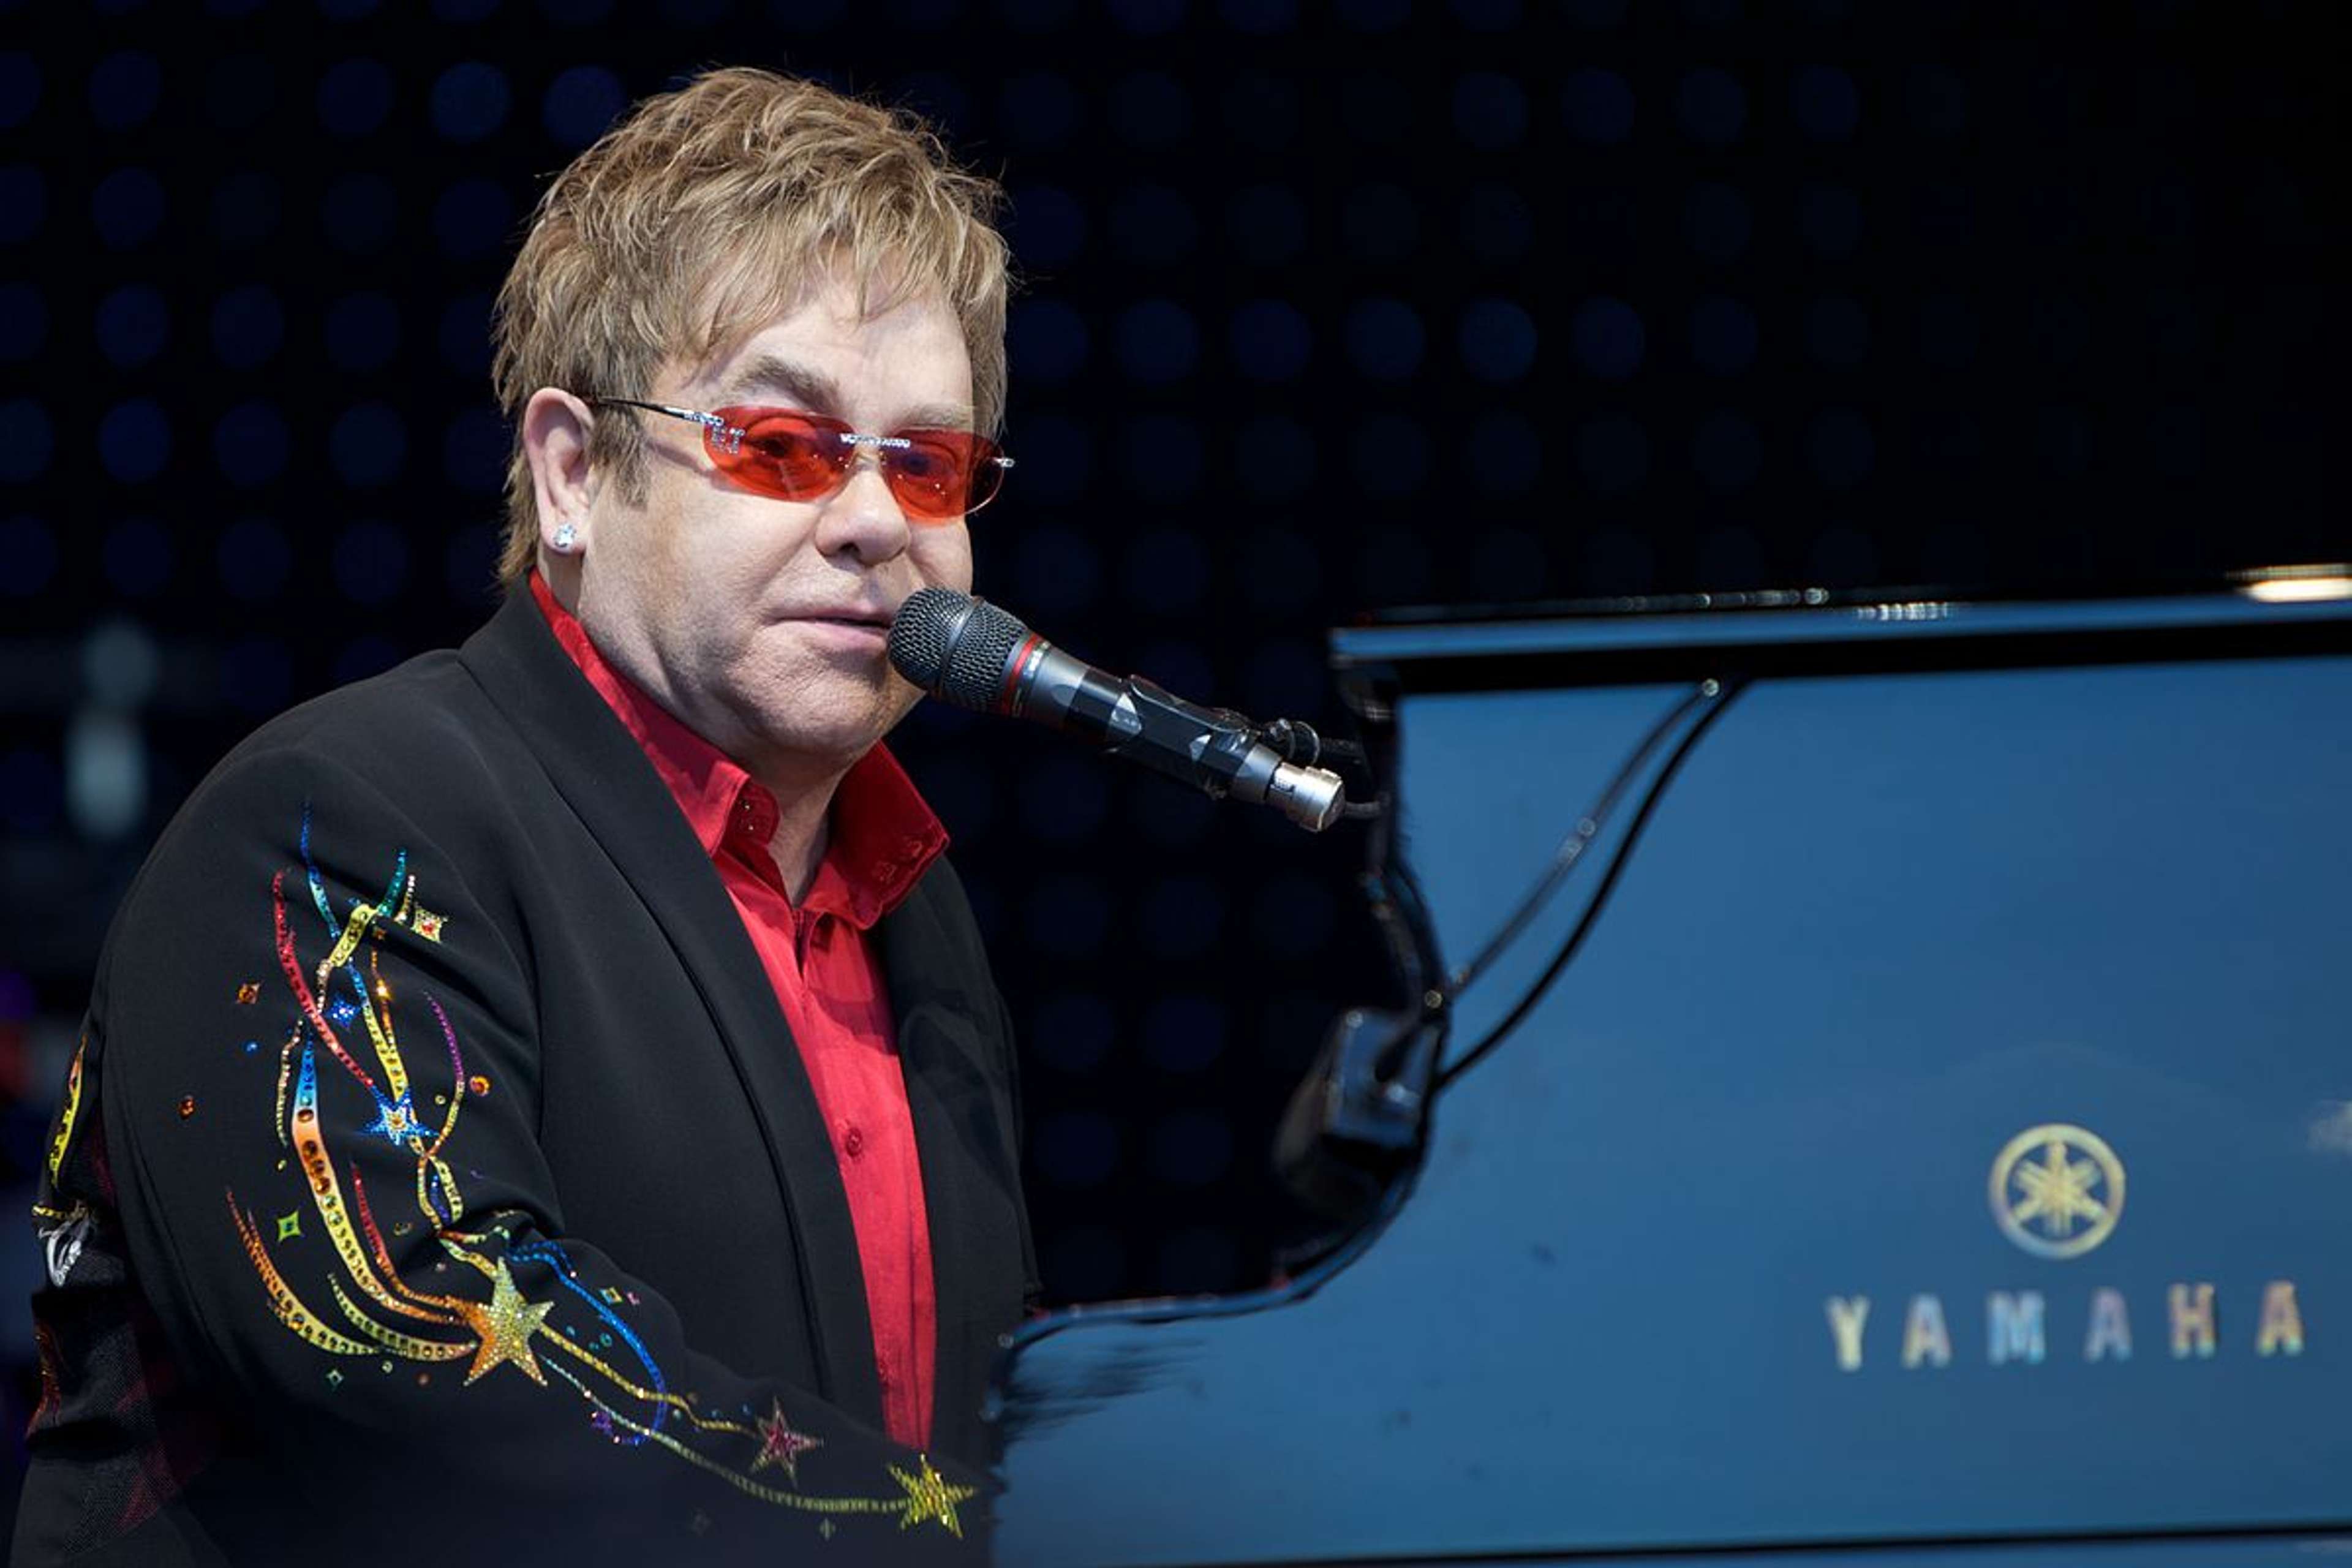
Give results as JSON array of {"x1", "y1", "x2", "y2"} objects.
[{"x1": 752, "y1": 1400, "x2": 823, "y2": 1482}]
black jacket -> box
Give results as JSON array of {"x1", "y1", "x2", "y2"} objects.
[{"x1": 15, "y1": 592, "x2": 1034, "y2": 1566}]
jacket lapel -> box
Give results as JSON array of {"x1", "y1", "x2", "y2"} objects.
[
  {"x1": 878, "y1": 876, "x2": 1026, "y2": 1462},
  {"x1": 456, "y1": 592, "x2": 884, "y2": 1422}
]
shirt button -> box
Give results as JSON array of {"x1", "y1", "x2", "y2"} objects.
[{"x1": 842, "y1": 1126, "x2": 864, "y2": 1158}]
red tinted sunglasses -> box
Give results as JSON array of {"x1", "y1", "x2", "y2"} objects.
[{"x1": 592, "y1": 397, "x2": 1012, "y2": 522}]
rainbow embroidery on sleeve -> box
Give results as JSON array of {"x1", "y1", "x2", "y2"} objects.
[{"x1": 225, "y1": 807, "x2": 974, "y2": 1538}]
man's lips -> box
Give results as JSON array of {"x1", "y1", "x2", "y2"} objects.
[
  {"x1": 780, "y1": 609, "x2": 896, "y2": 650},
  {"x1": 783, "y1": 608, "x2": 894, "y2": 629}
]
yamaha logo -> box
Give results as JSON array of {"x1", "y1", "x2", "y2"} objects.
[
  {"x1": 1989, "y1": 1123, "x2": 2125, "y2": 1259},
  {"x1": 1822, "y1": 1120, "x2": 2304, "y2": 1371}
]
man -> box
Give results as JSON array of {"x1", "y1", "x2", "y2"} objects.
[{"x1": 17, "y1": 69, "x2": 1032, "y2": 1566}]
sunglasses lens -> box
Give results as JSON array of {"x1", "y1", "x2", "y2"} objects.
[
  {"x1": 718, "y1": 410, "x2": 850, "y2": 500},
  {"x1": 706, "y1": 409, "x2": 1005, "y2": 519},
  {"x1": 887, "y1": 433, "x2": 978, "y2": 521},
  {"x1": 962, "y1": 449, "x2": 1007, "y2": 515}
]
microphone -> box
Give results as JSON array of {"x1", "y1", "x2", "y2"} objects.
[{"x1": 887, "y1": 588, "x2": 1346, "y2": 832}]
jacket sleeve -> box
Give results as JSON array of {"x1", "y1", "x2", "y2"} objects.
[{"x1": 79, "y1": 742, "x2": 988, "y2": 1562}]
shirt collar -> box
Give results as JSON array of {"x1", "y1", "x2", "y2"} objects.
[{"x1": 528, "y1": 572, "x2": 947, "y2": 928}]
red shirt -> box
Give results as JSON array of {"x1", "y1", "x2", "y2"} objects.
[{"x1": 530, "y1": 575, "x2": 944, "y2": 1449}]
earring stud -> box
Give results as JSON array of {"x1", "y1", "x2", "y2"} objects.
[{"x1": 552, "y1": 522, "x2": 577, "y2": 553}]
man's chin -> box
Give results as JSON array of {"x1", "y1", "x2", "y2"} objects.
[{"x1": 733, "y1": 697, "x2": 914, "y2": 780}]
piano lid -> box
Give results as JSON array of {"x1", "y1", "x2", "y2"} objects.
[
  {"x1": 1329, "y1": 571, "x2": 2352, "y2": 692},
  {"x1": 988, "y1": 575, "x2": 2352, "y2": 1566}
]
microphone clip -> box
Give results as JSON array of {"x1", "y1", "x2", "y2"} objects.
[{"x1": 1113, "y1": 679, "x2": 1347, "y2": 832}]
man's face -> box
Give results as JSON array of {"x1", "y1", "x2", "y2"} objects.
[{"x1": 573, "y1": 272, "x2": 977, "y2": 788}]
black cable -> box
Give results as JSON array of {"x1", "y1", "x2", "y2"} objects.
[
  {"x1": 1433, "y1": 676, "x2": 1747, "y2": 1093},
  {"x1": 1444, "y1": 680, "x2": 1721, "y2": 1001}
]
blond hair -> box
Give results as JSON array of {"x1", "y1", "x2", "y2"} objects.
[{"x1": 489, "y1": 67, "x2": 1011, "y2": 586}]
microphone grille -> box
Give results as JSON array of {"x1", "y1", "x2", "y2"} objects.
[
  {"x1": 938, "y1": 597, "x2": 1027, "y2": 712},
  {"x1": 889, "y1": 588, "x2": 1030, "y2": 713},
  {"x1": 886, "y1": 587, "x2": 965, "y2": 689}
]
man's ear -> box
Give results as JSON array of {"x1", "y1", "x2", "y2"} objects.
[{"x1": 521, "y1": 388, "x2": 597, "y2": 554}]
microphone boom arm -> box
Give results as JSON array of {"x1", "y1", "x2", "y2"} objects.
[
  {"x1": 891, "y1": 588, "x2": 1348, "y2": 832},
  {"x1": 1017, "y1": 638, "x2": 1343, "y2": 831}
]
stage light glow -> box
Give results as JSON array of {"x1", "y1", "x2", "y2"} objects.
[
  {"x1": 92, "y1": 167, "x2": 164, "y2": 249},
  {"x1": 98, "y1": 398, "x2": 170, "y2": 484},
  {"x1": 95, "y1": 285, "x2": 167, "y2": 369},
  {"x1": 0, "y1": 166, "x2": 42, "y2": 245},
  {"x1": 2236, "y1": 567, "x2": 2352, "y2": 603},
  {"x1": 315, "y1": 58, "x2": 393, "y2": 137},
  {"x1": 216, "y1": 517, "x2": 291, "y2": 601},
  {"x1": 0, "y1": 516, "x2": 57, "y2": 595},
  {"x1": 1115, "y1": 300, "x2": 1200, "y2": 384},
  {"x1": 209, "y1": 284, "x2": 285, "y2": 370},
  {"x1": 213, "y1": 401, "x2": 290, "y2": 489},
  {"x1": 1345, "y1": 298, "x2": 1427, "y2": 382},
  {"x1": 1119, "y1": 415, "x2": 1205, "y2": 502},
  {"x1": 328, "y1": 402, "x2": 407, "y2": 488},
  {"x1": 1469, "y1": 410, "x2": 1541, "y2": 496},
  {"x1": 1008, "y1": 297, "x2": 1088, "y2": 385},
  {"x1": 89, "y1": 51, "x2": 162, "y2": 132}
]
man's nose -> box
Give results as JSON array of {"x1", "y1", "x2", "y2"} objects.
[{"x1": 816, "y1": 453, "x2": 913, "y2": 562}]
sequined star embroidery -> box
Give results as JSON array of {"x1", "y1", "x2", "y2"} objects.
[
  {"x1": 38, "y1": 1209, "x2": 91, "y2": 1287},
  {"x1": 452, "y1": 1261, "x2": 552, "y2": 1386},
  {"x1": 889, "y1": 1456, "x2": 976, "y2": 1537},
  {"x1": 327, "y1": 997, "x2": 360, "y2": 1027},
  {"x1": 361, "y1": 1090, "x2": 424, "y2": 1147},
  {"x1": 750, "y1": 1400, "x2": 823, "y2": 1482},
  {"x1": 410, "y1": 907, "x2": 446, "y2": 941}
]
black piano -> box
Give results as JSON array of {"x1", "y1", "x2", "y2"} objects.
[{"x1": 986, "y1": 576, "x2": 2352, "y2": 1566}]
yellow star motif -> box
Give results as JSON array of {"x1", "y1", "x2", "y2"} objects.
[
  {"x1": 889, "y1": 1455, "x2": 976, "y2": 1537},
  {"x1": 452, "y1": 1260, "x2": 553, "y2": 1386}
]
